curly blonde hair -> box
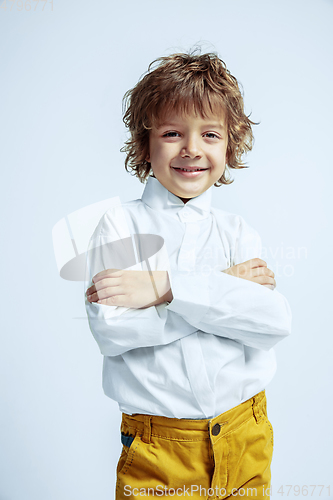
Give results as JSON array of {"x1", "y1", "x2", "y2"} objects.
[{"x1": 121, "y1": 49, "x2": 257, "y2": 186}]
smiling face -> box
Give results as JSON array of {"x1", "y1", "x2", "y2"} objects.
[{"x1": 146, "y1": 109, "x2": 228, "y2": 203}]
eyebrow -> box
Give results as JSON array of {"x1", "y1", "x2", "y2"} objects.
[
  {"x1": 157, "y1": 122, "x2": 225, "y2": 129},
  {"x1": 204, "y1": 123, "x2": 225, "y2": 129}
]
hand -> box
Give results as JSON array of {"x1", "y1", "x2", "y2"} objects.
[
  {"x1": 222, "y1": 258, "x2": 276, "y2": 289},
  {"x1": 86, "y1": 269, "x2": 173, "y2": 309}
]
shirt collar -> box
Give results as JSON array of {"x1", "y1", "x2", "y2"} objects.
[{"x1": 141, "y1": 175, "x2": 212, "y2": 221}]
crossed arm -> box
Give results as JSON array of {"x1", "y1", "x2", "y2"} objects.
[
  {"x1": 84, "y1": 210, "x2": 291, "y2": 356},
  {"x1": 84, "y1": 258, "x2": 290, "y2": 355},
  {"x1": 86, "y1": 258, "x2": 276, "y2": 309}
]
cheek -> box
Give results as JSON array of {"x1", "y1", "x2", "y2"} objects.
[
  {"x1": 154, "y1": 144, "x2": 176, "y2": 164},
  {"x1": 220, "y1": 148, "x2": 228, "y2": 164},
  {"x1": 209, "y1": 151, "x2": 227, "y2": 166}
]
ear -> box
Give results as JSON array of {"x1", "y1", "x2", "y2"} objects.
[{"x1": 145, "y1": 153, "x2": 150, "y2": 162}]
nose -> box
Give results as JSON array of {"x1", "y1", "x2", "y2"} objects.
[{"x1": 181, "y1": 134, "x2": 202, "y2": 159}]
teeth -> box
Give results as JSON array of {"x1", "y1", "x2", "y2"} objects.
[{"x1": 177, "y1": 168, "x2": 205, "y2": 172}]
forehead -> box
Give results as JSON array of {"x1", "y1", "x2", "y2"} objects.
[{"x1": 155, "y1": 108, "x2": 227, "y2": 129}]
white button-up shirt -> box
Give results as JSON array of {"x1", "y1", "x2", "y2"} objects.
[{"x1": 84, "y1": 176, "x2": 292, "y2": 419}]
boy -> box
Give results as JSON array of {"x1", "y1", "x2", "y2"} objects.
[{"x1": 84, "y1": 51, "x2": 292, "y2": 499}]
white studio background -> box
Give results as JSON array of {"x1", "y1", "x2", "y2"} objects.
[{"x1": 0, "y1": 0, "x2": 332, "y2": 499}]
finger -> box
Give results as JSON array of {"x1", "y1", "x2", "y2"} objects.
[
  {"x1": 254, "y1": 276, "x2": 276, "y2": 287},
  {"x1": 86, "y1": 276, "x2": 120, "y2": 296},
  {"x1": 86, "y1": 285, "x2": 95, "y2": 295},
  {"x1": 251, "y1": 267, "x2": 275, "y2": 278},
  {"x1": 86, "y1": 285, "x2": 114, "y2": 302},
  {"x1": 92, "y1": 285, "x2": 123, "y2": 302},
  {"x1": 92, "y1": 268, "x2": 122, "y2": 284},
  {"x1": 87, "y1": 289, "x2": 118, "y2": 303},
  {"x1": 96, "y1": 294, "x2": 126, "y2": 306},
  {"x1": 86, "y1": 290, "x2": 98, "y2": 302},
  {"x1": 249, "y1": 258, "x2": 267, "y2": 269},
  {"x1": 89, "y1": 277, "x2": 123, "y2": 297}
]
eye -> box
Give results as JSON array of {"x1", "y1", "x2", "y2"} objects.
[
  {"x1": 204, "y1": 132, "x2": 219, "y2": 139},
  {"x1": 162, "y1": 131, "x2": 180, "y2": 137}
]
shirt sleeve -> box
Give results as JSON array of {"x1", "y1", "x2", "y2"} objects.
[
  {"x1": 165, "y1": 215, "x2": 292, "y2": 351},
  {"x1": 84, "y1": 206, "x2": 196, "y2": 357}
]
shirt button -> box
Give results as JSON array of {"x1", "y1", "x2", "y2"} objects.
[{"x1": 212, "y1": 423, "x2": 221, "y2": 436}]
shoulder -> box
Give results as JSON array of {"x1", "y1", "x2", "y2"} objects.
[{"x1": 92, "y1": 199, "x2": 142, "y2": 239}]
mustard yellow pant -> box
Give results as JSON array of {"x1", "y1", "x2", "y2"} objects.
[{"x1": 116, "y1": 390, "x2": 273, "y2": 499}]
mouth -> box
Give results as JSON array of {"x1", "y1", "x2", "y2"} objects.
[{"x1": 172, "y1": 167, "x2": 209, "y2": 178}]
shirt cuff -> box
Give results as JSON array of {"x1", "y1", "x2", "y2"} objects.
[{"x1": 165, "y1": 269, "x2": 210, "y2": 324}]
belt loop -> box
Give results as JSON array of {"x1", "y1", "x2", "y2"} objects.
[{"x1": 142, "y1": 415, "x2": 152, "y2": 444}]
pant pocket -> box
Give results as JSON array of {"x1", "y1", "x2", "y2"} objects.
[
  {"x1": 116, "y1": 431, "x2": 139, "y2": 476},
  {"x1": 116, "y1": 434, "x2": 213, "y2": 497},
  {"x1": 121, "y1": 432, "x2": 135, "y2": 448}
]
